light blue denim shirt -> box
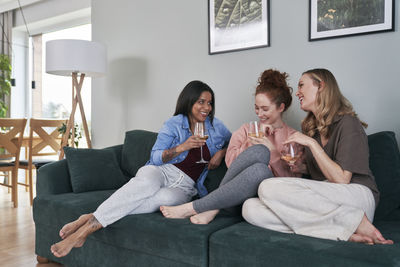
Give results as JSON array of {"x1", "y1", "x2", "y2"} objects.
[{"x1": 147, "y1": 114, "x2": 231, "y2": 197}]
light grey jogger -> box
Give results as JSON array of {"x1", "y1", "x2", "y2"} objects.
[
  {"x1": 93, "y1": 164, "x2": 197, "y2": 227},
  {"x1": 192, "y1": 144, "x2": 273, "y2": 213}
]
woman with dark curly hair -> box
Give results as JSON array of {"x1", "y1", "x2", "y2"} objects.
[{"x1": 161, "y1": 69, "x2": 301, "y2": 224}]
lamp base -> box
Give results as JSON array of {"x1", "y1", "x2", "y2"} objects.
[{"x1": 59, "y1": 72, "x2": 91, "y2": 159}]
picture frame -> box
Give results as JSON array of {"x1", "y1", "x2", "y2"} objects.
[
  {"x1": 208, "y1": 0, "x2": 270, "y2": 54},
  {"x1": 309, "y1": 0, "x2": 395, "y2": 41}
]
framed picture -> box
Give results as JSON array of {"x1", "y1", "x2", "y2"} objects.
[
  {"x1": 208, "y1": 0, "x2": 270, "y2": 54},
  {"x1": 309, "y1": 0, "x2": 395, "y2": 41}
]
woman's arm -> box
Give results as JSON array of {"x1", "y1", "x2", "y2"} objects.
[
  {"x1": 208, "y1": 148, "x2": 227, "y2": 170},
  {"x1": 286, "y1": 132, "x2": 352, "y2": 184},
  {"x1": 150, "y1": 117, "x2": 205, "y2": 165},
  {"x1": 225, "y1": 125, "x2": 249, "y2": 168}
]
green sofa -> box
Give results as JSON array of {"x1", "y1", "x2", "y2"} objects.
[{"x1": 33, "y1": 130, "x2": 400, "y2": 267}]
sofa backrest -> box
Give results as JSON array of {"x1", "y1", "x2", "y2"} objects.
[{"x1": 368, "y1": 131, "x2": 400, "y2": 221}]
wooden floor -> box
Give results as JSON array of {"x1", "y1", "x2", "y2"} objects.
[{"x1": 0, "y1": 187, "x2": 64, "y2": 267}]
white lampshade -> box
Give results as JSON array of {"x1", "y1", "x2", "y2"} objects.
[{"x1": 46, "y1": 39, "x2": 107, "y2": 77}]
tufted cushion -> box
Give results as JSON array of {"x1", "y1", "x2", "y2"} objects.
[
  {"x1": 368, "y1": 131, "x2": 400, "y2": 221},
  {"x1": 121, "y1": 130, "x2": 158, "y2": 177},
  {"x1": 64, "y1": 146, "x2": 128, "y2": 193}
]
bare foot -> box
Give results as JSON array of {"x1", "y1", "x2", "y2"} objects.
[
  {"x1": 160, "y1": 202, "x2": 196, "y2": 218},
  {"x1": 190, "y1": 210, "x2": 219, "y2": 224},
  {"x1": 352, "y1": 214, "x2": 394, "y2": 245},
  {"x1": 51, "y1": 232, "x2": 87, "y2": 257},
  {"x1": 51, "y1": 216, "x2": 103, "y2": 257},
  {"x1": 349, "y1": 233, "x2": 373, "y2": 245},
  {"x1": 59, "y1": 214, "x2": 92, "y2": 239}
]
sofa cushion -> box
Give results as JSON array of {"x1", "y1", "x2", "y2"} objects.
[
  {"x1": 209, "y1": 222, "x2": 400, "y2": 267},
  {"x1": 368, "y1": 131, "x2": 400, "y2": 221},
  {"x1": 64, "y1": 147, "x2": 128, "y2": 193},
  {"x1": 33, "y1": 191, "x2": 242, "y2": 267},
  {"x1": 121, "y1": 130, "x2": 158, "y2": 177}
]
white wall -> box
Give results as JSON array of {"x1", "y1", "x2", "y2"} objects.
[{"x1": 91, "y1": 0, "x2": 400, "y2": 148}]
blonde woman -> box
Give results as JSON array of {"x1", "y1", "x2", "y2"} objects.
[{"x1": 243, "y1": 68, "x2": 393, "y2": 245}]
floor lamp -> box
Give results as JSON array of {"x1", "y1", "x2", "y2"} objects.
[{"x1": 46, "y1": 39, "x2": 107, "y2": 159}]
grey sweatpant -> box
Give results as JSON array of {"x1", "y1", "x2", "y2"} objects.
[
  {"x1": 193, "y1": 144, "x2": 273, "y2": 213},
  {"x1": 93, "y1": 164, "x2": 197, "y2": 227}
]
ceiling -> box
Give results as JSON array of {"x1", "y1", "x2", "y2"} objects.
[{"x1": 0, "y1": 0, "x2": 43, "y2": 13}]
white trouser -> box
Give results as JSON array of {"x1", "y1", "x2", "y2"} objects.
[
  {"x1": 242, "y1": 178, "x2": 375, "y2": 241},
  {"x1": 93, "y1": 164, "x2": 197, "y2": 227}
]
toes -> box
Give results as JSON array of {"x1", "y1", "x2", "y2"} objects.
[
  {"x1": 190, "y1": 216, "x2": 199, "y2": 224},
  {"x1": 59, "y1": 230, "x2": 66, "y2": 239},
  {"x1": 50, "y1": 244, "x2": 61, "y2": 257}
]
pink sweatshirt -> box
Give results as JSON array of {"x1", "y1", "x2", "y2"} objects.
[{"x1": 225, "y1": 122, "x2": 301, "y2": 177}]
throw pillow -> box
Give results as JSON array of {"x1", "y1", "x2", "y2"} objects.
[
  {"x1": 121, "y1": 130, "x2": 158, "y2": 177},
  {"x1": 64, "y1": 146, "x2": 128, "y2": 193},
  {"x1": 368, "y1": 131, "x2": 400, "y2": 220}
]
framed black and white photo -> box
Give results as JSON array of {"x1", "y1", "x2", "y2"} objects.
[
  {"x1": 208, "y1": 0, "x2": 270, "y2": 54},
  {"x1": 309, "y1": 0, "x2": 394, "y2": 41}
]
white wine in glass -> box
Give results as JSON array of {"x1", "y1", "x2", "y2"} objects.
[
  {"x1": 280, "y1": 143, "x2": 302, "y2": 164},
  {"x1": 194, "y1": 122, "x2": 208, "y2": 163},
  {"x1": 248, "y1": 121, "x2": 264, "y2": 138}
]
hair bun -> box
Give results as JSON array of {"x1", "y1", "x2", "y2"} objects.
[{"x1": 256, "y1": 69, "x2": 293, "y2": 112}]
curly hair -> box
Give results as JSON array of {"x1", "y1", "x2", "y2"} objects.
[
  {"x1": 301, "y1": 68, "x2": 367, "y2": 138},
  {"x1": 255, "y1": 69, "x2": 293, "y2": 112}
]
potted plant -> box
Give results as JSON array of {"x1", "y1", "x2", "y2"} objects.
[
  {"x1": 58, "y1": 122, "x2": 83, "y2": 147},
  {"x1": 0, "y1": 54, "x2": 11, "y2": 118}
]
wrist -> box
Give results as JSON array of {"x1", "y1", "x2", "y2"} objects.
[
  {"x1": 309, "y1": 138, "x2": 323, "y2": 154},
  {"x1": 175, "y1": 144, "x2": 183, "y2": 153}
]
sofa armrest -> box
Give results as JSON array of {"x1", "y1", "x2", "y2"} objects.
[{"x1": 36, "y1": 159, "x2": 72, "y2": 196}]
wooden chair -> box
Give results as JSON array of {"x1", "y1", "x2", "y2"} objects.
[
  {"x1": 18, "y1": 118, "x2": 67, "y2": 205},
  {"x1": 0, "y1": 118, "x2": 27, "y2": 208}
]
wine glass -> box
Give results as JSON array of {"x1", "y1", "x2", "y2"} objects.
[
  {"x1": 194, "y1": 122, "x2": 208, "y2": 163},
  {"x1": 248, "y1": 121, "x2": 264, "y2": 138},
  {"x1": 280, "y1": 142, "x2": 302, "y2": 165}
]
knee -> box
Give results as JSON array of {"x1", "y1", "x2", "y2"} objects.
[
  {"x1": 246, "y1": 144, "x2": 271, "y2": 164},
  {"x1": 242, "y1": 198, "x2": 262, "y2": 222},
  {"x1": 253, "y1": 162, "x2": 273, "y2": 180},
  {"x1": 136, "y1": 165, "x2": 154, "y2": 176},
  {"x1": 258, "y1": 179, "x2": 285, "y2": 202}
]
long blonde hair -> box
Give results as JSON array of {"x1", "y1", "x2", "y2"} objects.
[{"x1": 301, "y1": 68, "x2": 367, "y2": 138}]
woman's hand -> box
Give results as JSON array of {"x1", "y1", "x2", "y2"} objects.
[
  {"x1": 260, "y1": 123, "x2": 274, "y2": 136},
  {"x1": 162, "y1": 136, "x2": 205, "y2": 163},
  {"x1": 248, "y1": 136, "x2": 276, "y2": 151},
  {"x1": 284, "y1": 132, "x2": 315, "y2": 148},
  {"x1": 288, "y1": 161, "x2": 308, "y2": 174},
  {"x1": 208, "y1": 148, "x2": 226, "y2": 170},
  {"x1": 178, "y1": 135, "x2": 206, "y2": 153}
]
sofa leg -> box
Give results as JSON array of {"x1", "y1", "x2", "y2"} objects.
[{"x1": 36, "y1": 255, "x2": 50, "y2": 263}]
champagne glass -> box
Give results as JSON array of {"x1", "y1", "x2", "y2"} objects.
[
  {"x1": 194, "y1": 122, "x2": 208, "y2": 163},
  {"x1": 280, "y1": 142, "x2": 302, "y2": 165},
  {"x1": 248, "y1": 121, "x2": 264, "y2": 138}
]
